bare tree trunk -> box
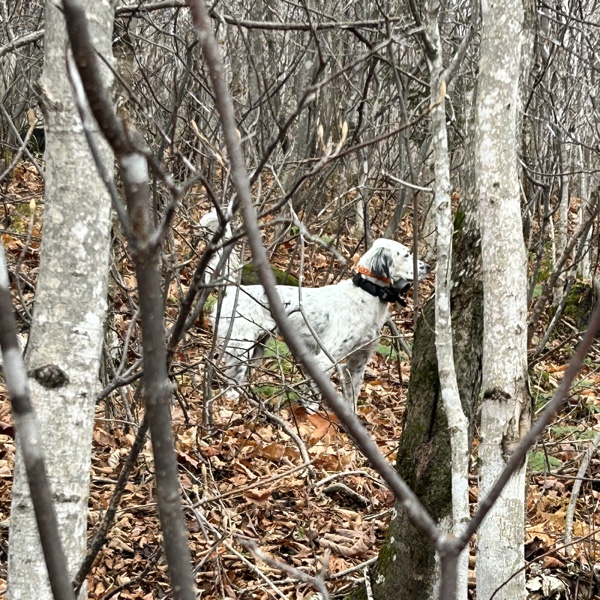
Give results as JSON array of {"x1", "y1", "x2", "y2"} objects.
[
  {"x1": 578, "y1": 145, "x2": 591, "y2": 279},
  {"x1": 369, "y1": 72, "x2": 482, "y2": 596},
  {"x1": 554, "y1": 138, "x2": 570, "y2": 304},
  {"x1": 0, "y1": 246, "x2": 75, "y2": 600},
  {"x1": 475, "y1": 0, "x2": 530, "y2": 597},
  {"x1": 369, "y1": 200, "x2": 482, "y2": 600},
  {"x1": 426, "y1": 2, "x2": 469, "y2": 596},
  {"x1": 7, "y1": 1, "x2": 114, "y2": 598}
]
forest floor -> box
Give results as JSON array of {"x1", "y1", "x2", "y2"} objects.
[{"x1": 1, "y1": 162, "x2": 600, "y2": 599}]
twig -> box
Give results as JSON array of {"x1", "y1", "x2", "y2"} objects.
[
  {"x1": 385, "y1": 317, "x2": 412, "y2": 359},
  {"x1": 248, "y1": 399, "x2": 315, "y2": 481},
  {"x1": 327, "y1": 556, "x2": 378, "y2": 579},
  {"x1": 461, "y1": 285, "x2": 600, "y2": 547},
  {"x1": 195, "y1": 459, "x2": 314, "y2": 506},
  {"x1": 240, "y1": 539, "x2": 330, "y2": 600},
  {"x1": 0, "y1": 103, "x2": 44, "y2": 182},
  {"x1": 183, "y1": 502, "x2": 289, "y2": 600},
  {"x1": 62, "y1": 2, "x2": 196, "y2": 597},
  {"x1": 314, "y1": 470, "x2": 385, "y2": 488},
  {"x1": 381, "y1": 170, "x2": 433, "y2": 193},
  {"x1": 188, "y1": 0, "x2": 442, "y2": 551},
  {"x1": 528, "y1": 199, "x2": 599, "y2": 342},
  {"x1": 364, "y1": 566, "x2": 374, "y2": 600},
  {"x1": 0, "y1": 29, "x2": 44, "y2": 59},
  {"x1": 289, "y1": 212, "x2": 348, "y2": 266},
  {"x1": 564, "y1": 430, "x2": 600, "y2": 551},
  {"x1": 102, "y1": 546, "x2": 162, "y2": 600},
  {"x1": 66, "y1": 55, "x2": 130, "y2": 236},
  {"x1": 73, "y1": 415, "x2": 150, "y2": 594},
  {"x1": 489, "y1": 526, "x2": 600, "y2": 600},
  {"x1": 323, "y1": 483, "x2": 370, "y2": 507}
]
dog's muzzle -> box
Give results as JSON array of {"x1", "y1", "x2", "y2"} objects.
[{"x1": 393, "y1": 262, "x2": 430, "y2": 289}]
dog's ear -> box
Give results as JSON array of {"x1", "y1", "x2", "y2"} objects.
[{"x1": 370, "y1": 247, "x2": 392, "y2": 281}]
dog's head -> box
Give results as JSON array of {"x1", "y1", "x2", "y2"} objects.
[
  {"x1": 198, "y1": 210, "x2": 233, "y2": 240},
  {"x1": 357, "y1": 238, "x2": 430, "y2": 290}
]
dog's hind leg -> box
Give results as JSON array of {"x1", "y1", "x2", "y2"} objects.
[
  {"x1": 217, "y1": 330, "x2": 272, "y2": 399},
  {"x1": 217, "y1": 338, "x2": 257, "y2": 399}
]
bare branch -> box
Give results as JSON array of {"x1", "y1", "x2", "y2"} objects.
[{"x1": 0, "y1": 29, "x2": 43, "y2": 59}]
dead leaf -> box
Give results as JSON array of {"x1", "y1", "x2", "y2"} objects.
[{"x1": 243, "y1": 488, "x2": 273, "y2": 505}]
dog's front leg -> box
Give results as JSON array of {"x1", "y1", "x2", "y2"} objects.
[
  {"x1": 300, "y1": 352, "x2": 336, "y2": 412},
  {"x1": 343, "y1": 339, "x2": 380, "y2": 411}
]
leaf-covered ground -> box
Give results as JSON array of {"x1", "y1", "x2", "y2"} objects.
[{"x1": 1, "y1": 162, "x2": 600, "y2": 598}]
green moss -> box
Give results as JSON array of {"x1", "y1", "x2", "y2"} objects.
[
  {"x1": 242, "y1": 263, "x2": 299, "y2": 286},
  {"x1": 264, "y1": 338, "x2": 290, "y2": 358},
  {"x1": 528, "y1": 451, "x2": 562, "y2": 472},
  {"x1": 531, "y1": 284, "x2": 543, "y2": 299},
  {"x1": 533, "y1": 391, "x2": 553, "y2": 411},
  {"x1": 376, "y1": 538, "x2": 399, "y2": 573},
  {"x1": 252, "y1": 383, "x2": 279, "y2": 398},
  {"x1": 264, "y1": 339, "x2": 294, "y2": 373},
  {"x1": 562, "y1": 282, "x2": 594, "y2": 329},
  {"x1": 536, "y1": 256, "x2": 553, "y2": 284},
  {"x1": 204, "y1": 293, "x2": 217, "y2": 314},
  {"x1": 343, "y1": 583, "x2": 368, "y2": 600},
  {"x1": 376, "y1": 340, "x2": 401, "y2": 360},
  {"x1": 550, "y1": 426, "x2": 597, "y2": 440},
  {"x1": 453, "y1": 205, "x2": 465, "y2": 235},
  {"x1": 251, "y1": 383, "x2": 298, "y2": 404}
]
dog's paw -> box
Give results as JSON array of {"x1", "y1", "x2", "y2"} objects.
[
  {"x1": 224, "y1": 387, "x2": 240, "y2": 400},
  {"x1": 301, "y1": 399, "x2": 321, "y2": 414}
]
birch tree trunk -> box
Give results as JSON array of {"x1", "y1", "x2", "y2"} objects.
[
  {"x1": 475, "y1": 1, "x2": 530, "y2": 598},
  {"x1": 425, "y1": 3, "x2": 470, "y2": 598},
  {"x1": 554, "y1": 138, "x2": 570, "y2": 305},
  {"x1": 7, "y1": 1, "x2": 114, "y2": 598}
]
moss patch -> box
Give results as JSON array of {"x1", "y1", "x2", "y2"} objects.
[{"x1": 242, "y1": 263, "x2": 299, "y2": 286}]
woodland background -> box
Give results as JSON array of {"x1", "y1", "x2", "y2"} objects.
[{"x1": 0, "y1": 0, "x2": 600, "y2": 599}]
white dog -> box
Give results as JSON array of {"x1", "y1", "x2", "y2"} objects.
[
  {"x1": 201, "y1": 214, "x2": 430, "y2": 408},
  {"x1": 199, "y1": 210, "x2": 242, "y2": 286}
]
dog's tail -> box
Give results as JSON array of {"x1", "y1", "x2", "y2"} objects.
[{"x1": 199, "y1": 209, "x2": 242, "y2": 286}]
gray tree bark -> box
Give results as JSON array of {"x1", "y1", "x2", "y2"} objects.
[
  {"x1": 554, "y1": 137, "x2": 570, "y2": 305},
  {"x1": 7, "y1": 1, "x2": 114, "y2": 598},
  {"x1": 368, "y1": 151, "x2": 483, "y2": 600},
  {"x1": 426, "y1": 1, "x2": 471, "y2": 596},
  {"x1": 475, "y1": 1, "x2": 531, "y2": 598}
]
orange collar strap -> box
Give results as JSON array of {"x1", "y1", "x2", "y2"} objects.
[{"x1": 356, "y1": 264, "x2": 391, "y2": 284}]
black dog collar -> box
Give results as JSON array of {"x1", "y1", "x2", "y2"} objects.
[{"x1": 352, "y1": 273, "x2": 409, "y2": 305}]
